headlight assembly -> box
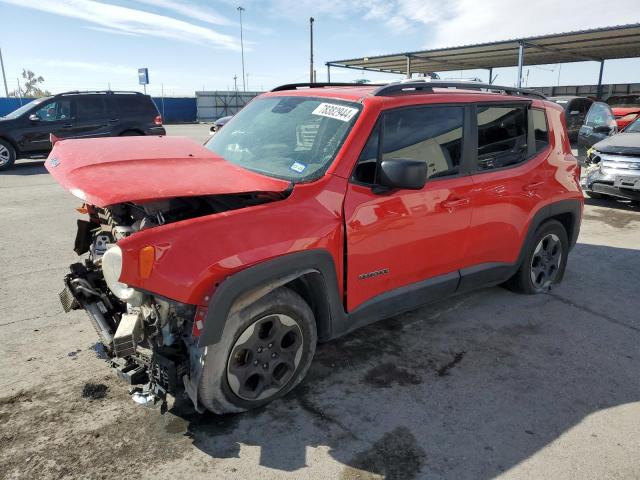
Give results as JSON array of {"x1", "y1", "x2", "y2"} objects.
[{"x1": 102, "y1": 245, "x2": 144, "y2": 306}]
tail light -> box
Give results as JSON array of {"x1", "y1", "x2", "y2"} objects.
[{"x1": 154, "y1": 115, "x2": 163, "y2": 126}]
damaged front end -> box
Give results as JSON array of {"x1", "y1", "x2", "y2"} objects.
[{"x1": 59, "y1": 195, "x2": 282, "y2": 412}]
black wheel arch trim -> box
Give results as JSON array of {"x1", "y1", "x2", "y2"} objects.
[{"x1": 198, "y1": 250, "x2": 344, "y2": 347}]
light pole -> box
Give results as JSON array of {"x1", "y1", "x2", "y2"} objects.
[
  {"x1": 309, "y1": 17, "x2": 314, "y2": 83},
  {"x1": 237, "y1": 6, "x2": 246, "y2": 92}
]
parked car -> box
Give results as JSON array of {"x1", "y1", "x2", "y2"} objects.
[
  {"x1": 583, "y1": 114, "x2": 640, "y2": 201},
  {"x1": 0, "y1": 90, "x2": 165, "y2": 171},
  {"x1": 209, "y1": 115, "x2": 233, "y2": 135},
  {"x1": 577, "y1": 101, "x2": 618, "y2": 158},
  {"x1": 549, "y1": 96, "x2": 593, "y2": 142},
  {"x1": 47, "y1": 81, "x2": 583, "y2": 415},
  {"x1": 605, "y1": 94, "x2": 640, "y2": 130}
]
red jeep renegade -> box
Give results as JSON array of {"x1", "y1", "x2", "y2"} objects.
[{"x1": 48, "y1": 81, "x2": 583, "y2": 414}]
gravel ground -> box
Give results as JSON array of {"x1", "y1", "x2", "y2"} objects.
[{"x1": 1, "y1": 124, "x2": 639, "y2": 480}]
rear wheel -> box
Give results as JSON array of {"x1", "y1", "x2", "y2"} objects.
[
  {"x1": 0, "y1": 139, "x2": 16, "y2": 171},
  {"x1": 198, "y1": 287, "x2": 317, "y2": 414},
  {"x1": 119, "y1": 130, "x2": 143, "y2": 136},
  {"x1": 505, "y1": 220, "x2": 569, "y2": 294}
]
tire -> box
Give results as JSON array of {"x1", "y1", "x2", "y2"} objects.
[
  {"x1": 504, "y1": 220, "x2": 569, "y2": 294},
  {"x1": 198, "y1": 287, "x2": 317, "y2": 414},
  {"x1": 585, "y1": 191, "x2": 608, "y2": 200},
  {"x1": 0, "y1": 139, "x2": 16, "y2": 171},
  {"x1": 119, "y1": 130, "x2": 143, "y2": 136}
]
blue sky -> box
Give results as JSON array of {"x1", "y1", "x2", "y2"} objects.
[{"x1": 1, "y1": 0, "x2": 639, "y2": 97}]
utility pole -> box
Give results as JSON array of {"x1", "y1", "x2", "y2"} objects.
[
  {"x1": 309, "y1": 17, "x2": 315, "y2": 83},
  {"x1": 0, "y1": 48, "x2": 9, "y2": 97},
  {"x1": 16, "y1": 76, "x2": 22, "y2": 105},
  {"x1": 237, "y1": 6, "x2": 246, "y2": 92}
]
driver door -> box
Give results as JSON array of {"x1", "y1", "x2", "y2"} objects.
[
  {"x1": 344, "y1": 105, "x2": 473, "y2": 311},
  {"x1": 20, "y1": 98, "x2": 75, "y2": 154},
  {"x1": 577, "y1": 102, "x2": 617, "y2": 156}
]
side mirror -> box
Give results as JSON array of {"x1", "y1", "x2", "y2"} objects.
[
  {"x1": 29, "y1": 114, "x2": 39, "y2": 122},
  {"x1": 593, "y1": 125, "x2": 612, "y2": 134},
  {"x1": 378, "y1": 158, "x2": 427, "y2": 190}
]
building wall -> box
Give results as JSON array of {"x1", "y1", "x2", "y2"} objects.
[
  {"x1": 531, "y1": 83, "x2": 640, "y2": 98},
  {"x1": 196, "y1": 91, "x2": 262, "y2": 121}
]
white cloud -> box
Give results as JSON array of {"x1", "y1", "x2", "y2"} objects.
[
  {"x1": 133, "y1": 0, "x2": 234, "y2": 27},
  {"x1": 1, "y1": 0, "x2": 241, "y2": 50},
  {"x1": 269, "y1": 0, "x2": 640, "y2": 48},
  {"x1": 42, "y1": 60, "x2": 137, "y2": 75}
]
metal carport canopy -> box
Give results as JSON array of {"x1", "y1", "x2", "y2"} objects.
[{"x1": 327, "y1": 23, "x2": 640, "y2": 92}]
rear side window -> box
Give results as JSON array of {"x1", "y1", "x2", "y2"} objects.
[
  {"x1": 75, "y1": 95, "x2": 108, "y2": 120},
  {"x1": 532, "y1": 109, "x2": 549, "y2": 152},
  {"x1": 113, "y1": 95, "x2": 157, "y2": 117},
  {"x1": 476, "y1": 105, "x2": 527, "y2": 170},
  {"x1": 382, "y1": 106, "x2": 464, "y2": 179}
]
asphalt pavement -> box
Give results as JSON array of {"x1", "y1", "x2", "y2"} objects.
[{"x1": 0, "y1": 124, "x2": 639, "y2": 480}]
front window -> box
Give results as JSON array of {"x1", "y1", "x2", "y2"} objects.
[
  {"x1": 205, "y1": 96, "x2": 361, "y2": 182},
  {"x1": 33, "y1": 99, "x2": 72, "y2": 122}
]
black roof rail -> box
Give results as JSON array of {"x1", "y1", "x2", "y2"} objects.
[
  {"x1": 372, "y1": 80, "x2": 546, "y2": 99},
  {"x1": 55, "y1": 90, "x2": 145, "y2": 96},
  {"x1": 271, "y1": 82, "x2": 384, "y2": 92}
]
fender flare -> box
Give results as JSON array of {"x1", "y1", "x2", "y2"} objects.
[
  {"x1": 509, "y1": 198, "x2": 582, "y2": 279},
  {"x1": 197, "y1": 249, "x2": 344, "y2": 347}
]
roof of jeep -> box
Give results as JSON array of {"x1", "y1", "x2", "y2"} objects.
[{"x1": 263, "y1": 85, "x2": 550, "y2": 107}]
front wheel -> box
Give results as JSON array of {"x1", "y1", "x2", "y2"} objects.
[
  {"x1": 198, "y1": 287, "x2": 317, "y2": 414},
  {"x1": 505, "y1": 220, "x2": 569, "y2": 294},
  {"x1": 0, "y1": 139, "x2": 16, "y2": 171}
]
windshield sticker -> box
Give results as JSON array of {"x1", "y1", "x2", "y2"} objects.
[
  {"x1": 312, "y1": 103, "x2": 359, "y2": 122},
  {"x1": 290, "y1": 162, "x2": 307, "y2": 173}
]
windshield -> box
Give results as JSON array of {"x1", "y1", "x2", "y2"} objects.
[
  {"x1": 625, "y1": 116, "x2": 640, "y2": 133},
  {"x1": 1, "y1": 98, "x2": 48, "y2": 119},
  {"x1": 606, "y1": 95, "x2": 640, "y2": 107},
  {"x1": 205, "y1": 96, "x2": 361, "y2": 182}
]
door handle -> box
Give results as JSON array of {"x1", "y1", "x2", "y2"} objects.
[
  {"x1": 108, "y1": 118, "x2": 119, "y2": 123},
  {"x1": 441, "y1": 197, "x2": 470, "y2": 210},
  {"x1": 62, "y1": 123, "x2": 73, "y2": 128},
  {"x1": 523, "y1": 181, "x2": 544, "y2": 191}
]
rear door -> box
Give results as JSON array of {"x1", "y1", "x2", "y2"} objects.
[
  {"x1": 463, "y1": 103, "x2": 552, "y2": 276},
  {"x1": 343, "y1": 104, "x2": 473, "y2": 311},
  {"x1": 69, "y1": 95, "x2": 112, "y2": 139}
]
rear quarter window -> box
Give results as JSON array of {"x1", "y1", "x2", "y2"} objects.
[
  {"x1": 113, "y1": 95, "x2": 158, "y2": 117},
  {"x1": 532, "y1": 109, "x2": 549, "y2": 153}
]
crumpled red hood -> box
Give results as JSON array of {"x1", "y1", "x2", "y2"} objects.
[{"x1": 45, "y1": 136, "x2": 290, "y2": 206}]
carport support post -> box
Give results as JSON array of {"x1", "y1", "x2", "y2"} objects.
[
  {"x1": 406, "y1": 55, "x2": 412, "y2": 79},
  {"x1": 488, "y1": 67, "x2": 493, "y2": 85},
  {"x1": 517, "y1": 41, "x2": 525, "y2": 88},
  {"x1": 597, "y1": 60, "x2": 605, "y2": 100},
  {"x1": 327, "y1": 63, "x2": 331, "y2": 83}
]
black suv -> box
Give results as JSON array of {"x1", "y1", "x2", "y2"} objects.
[{"x1": 0, "y1": 90, "x2": 166, "y2": 170}]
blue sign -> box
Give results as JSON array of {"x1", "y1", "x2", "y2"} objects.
[{"x1": 138, "y1": 68, "x2": 149, "y2": 85}]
